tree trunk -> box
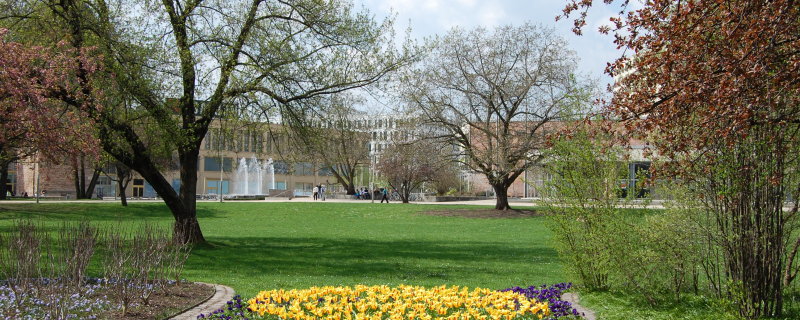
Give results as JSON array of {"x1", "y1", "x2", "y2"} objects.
[
  {"x1": 332, "y1": 169, "x2": 356, "y2": 195},
  {"x1": 118, "y1": 178, "x2": 128, "y2": 206},
  {"x1": 132, "y1": 150, "x2": 206, "y2": 244},
  {"x1": 401, "y1": 184, "x2": 411, "y2": 204},
  {"x1": 79, "y1": 155, "x2": 87, "y2": 197},
  {"x1": 73, "y1": 157, "x2": 82, "y2": 198},
  {"x1": 492, "y1": 183, "x2": 511, "y2": 210},
  {"x1": 115, "y1": 163, "x2": 130, "y2": 206},
  {"x1": 0, "y1": 161, "x2": 9, "y2": 200},
  {"x1": 73, "y1": 156, "x2": 100, "y2": 199},
  {"x1": 84, "y1": 168, "x2": 101, "y2": 198},
  {"x1": 176, "y1": 150, "x2": 205, "y2": 244}
]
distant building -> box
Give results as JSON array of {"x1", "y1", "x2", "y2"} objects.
[{"x1": 12, "y1": 120, "x2": 334, "y2": 199}]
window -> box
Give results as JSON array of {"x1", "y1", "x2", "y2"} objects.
[
  {"x1": 255, "y1": 133, "x2": 263, "y2": 153},
  {"x1": 204, "y1": 157, "x2": 233, "y2": 172},
  {"x1": 133, "y1": 179, "x2": 144, "y2": 197},
  {"x1": 206, "y1": 180, "x2": 229, "y2": 195},
  {"x1": 295, "y1": 182, "x2": 313, "y2": 193},
  {"x1": 294, "y1": 163, "x2": 314, "y2": 176},
  {"x1": 318, "y1": 167, "x2": 334, "y2": 176},
  {"x1": 97, "y1": 176, "x2": 112, "y2": 185},
  {"x1": 274, "y1": 161, "x2": 289, "y2": 174}
]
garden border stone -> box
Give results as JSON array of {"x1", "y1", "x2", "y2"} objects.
[{"x1": 168, "y1": 282, "x2": 235, "y2": 320}]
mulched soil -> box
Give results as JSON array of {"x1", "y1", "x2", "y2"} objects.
[
  {"x1": 419, "y1": 208, "x2": 540, "y2": 218},
  {"x1": 102, "y1": 282, "x2": 215, "y2": 320}
]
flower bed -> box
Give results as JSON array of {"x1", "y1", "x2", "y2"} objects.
[
  {"x1": 500, "y1": 283, "x2": 583, "y2": 318},
  {"x1": 0, "y1": 279, "x2": 212, "y2": 319},
  {"x1": 0, "y1": 280, "x2": 113, "y2": 320},
  {"x1": 199, "y1": 284, "x2": 583, "y2": 319}
]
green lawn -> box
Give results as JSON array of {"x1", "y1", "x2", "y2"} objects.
[
  {"x1": 0, "y1": 202, "x2": 563, "y2": 298},
  {"x1": 2, "y1": 201, "x2": 763, "y2": 319}
]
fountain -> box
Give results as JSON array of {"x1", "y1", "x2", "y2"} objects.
[
  {"x1": 265, "y1": 158, "x2": 275, "y2": 192},
  {"x1": 227, "y1": 157, "x2": 275, "y2": 199}
]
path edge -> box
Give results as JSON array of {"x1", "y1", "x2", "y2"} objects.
[
  {"x1": 167, "y1": 282, "x2": 235, "y2": 320},
  {"x1": 562, "y1": 292, "x2": 597, "y2": 320}
]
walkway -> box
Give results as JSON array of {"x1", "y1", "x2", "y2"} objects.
[{"x1": 169, "y1": 282, "x2": 235, "y2": 320}]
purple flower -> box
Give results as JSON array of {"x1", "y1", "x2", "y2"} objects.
[{"x1": 499, "y1": 283, "x2": 582, "y2": 319}]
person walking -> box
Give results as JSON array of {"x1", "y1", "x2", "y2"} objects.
[
  {"x1": 320, "y1": 184, "x2": 326, "y2": 201},
  {"x1": 380, "y1": 187, "x2": 389, "y2": 203},
  {"x1": 312, "y1": 185, "x2": 319, "y2": 200}
]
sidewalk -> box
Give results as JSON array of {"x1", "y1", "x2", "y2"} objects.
[{"x1": 0, "y1": 196, "x2": 669, "y2": 209}]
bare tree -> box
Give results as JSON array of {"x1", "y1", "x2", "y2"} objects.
[
  {"x1": 292, "y1": 95, "x2": 370, "y2": 195},
  {"x1": 378, "y1": 140, "x2": 449, "y2": 203},
  {"x1": 401, "y1": 23, "x2": 591, "y2": 210}
]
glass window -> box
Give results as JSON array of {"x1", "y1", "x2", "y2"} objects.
[
  {"x1": 204, "y1": 157, "x2": 233, "y2": 172},
  {"x1": 274, "y1": 161, "x2": 289, "y2": 174},
  {"x1": 206, "y1": 180, "x2": 229, "y2": 195},
  {"x1": 294, "y1": 163, "x2": 314, "y2": 176},
  {"x1": 318, "y1": 167, "x2": 334, "y2": 176}
]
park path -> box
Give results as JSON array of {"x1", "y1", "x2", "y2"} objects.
[
  {"x1": 562, "y1": 292, "x2": 597, "y2": 320},
  {"x1": 0, "y1": 196, "x2": 669, "y2": 209},
  {"x1": 169, "y1": 282, "x2": 235, "y2": 320}
]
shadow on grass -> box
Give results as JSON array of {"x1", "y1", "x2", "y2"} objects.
[
  {"x1": 0, "y1": 203, "x2": 219, "y2": 223},
  {"x1": 189, "y1": 236, "x2": 559, "y2": 281}
]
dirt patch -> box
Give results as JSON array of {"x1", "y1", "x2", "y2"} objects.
[
  {"x1": 103, "y1": 282, "x2": 215, "y2": 320},
  {"x1": 419, "y1": 208, "x2": 540, "y2": 219}
]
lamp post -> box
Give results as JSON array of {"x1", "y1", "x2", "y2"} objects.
[
  {"x1": 34, "y1": 157, "x2": 40, "y2": 204},
  {"x1": 370, "y1": 153, "x2": 375, "y2": 204},
  {"x1": 219, "y1": 125, "x2": 224, "y2": 203}
]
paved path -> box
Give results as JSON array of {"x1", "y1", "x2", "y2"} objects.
[
  {"x1": 0, "y1": 197, "x2": 669, "y2": 209},
  {"x1": 170, "y1": 282, "x2": 235, "y2": 320},
  {"x1": 562, "y1": 292, "x2": 597, "y2": 320}
]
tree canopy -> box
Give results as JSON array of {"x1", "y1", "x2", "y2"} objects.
[
  {"x1": 0, "y1": 30, "x2": 99, "y2": 199},
  {"x1": 0, "y1": 0, "x2": 412, "y2": 243},
  {"x1": 562, "y1": 0, "x2": 800, "y2": 317},
  {"x1": 401, "y1": 23, "x2": 591, "y2": 210}
]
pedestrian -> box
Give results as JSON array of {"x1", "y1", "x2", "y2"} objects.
[
  {"x1": 312, "y1": 185, "x2": 318, "y2": 200},
  {"x1": 320, "y1": 184, "x2": 326, "y2": 201},
  {"x1": 380, "y1": 187, "x2": 389, "y2": 203}
]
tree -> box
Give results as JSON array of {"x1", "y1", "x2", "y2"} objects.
[
  {"x1": 562, "y1": 0, "x2": 800, "y2": 317},
  {"x1": 541, "y1": 123, "x2": 629, "y2": 291},
  {"x1": 378, "y1": 140, "x2": 446, "y2": 203},
  {"x1": 292, "y1": 95, "x2": 370, "y2": 195},
  {"x1": 430, "y1": 163, "x2": 461, "y2": 196},
  {"x1": 68, "y1": 154, "x2": 101, "y2": 199},
  {"x1": 98, "y1": 155, "x2": 133, "y2": 206},
  {"x1": 401, "y1": 23, "x2": 590, "y2": 210},
  {"x1": 2, "y1": 0, "x2": 411, "y2": 243},
  {"x1": 0, "y1": 30, "x2": 98, "y2": 200}
]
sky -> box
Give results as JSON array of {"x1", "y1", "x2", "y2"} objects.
[{"x1": 355, "y1": 0, "x2": 633, "y2": 88}]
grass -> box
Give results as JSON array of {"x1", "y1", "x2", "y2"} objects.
[
  {"x1": 2, "y1": 201, "x2": 769, "y2": 319},
  {"x1": 0, "y1": 202, "x2": 563, "y2": 298}
]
